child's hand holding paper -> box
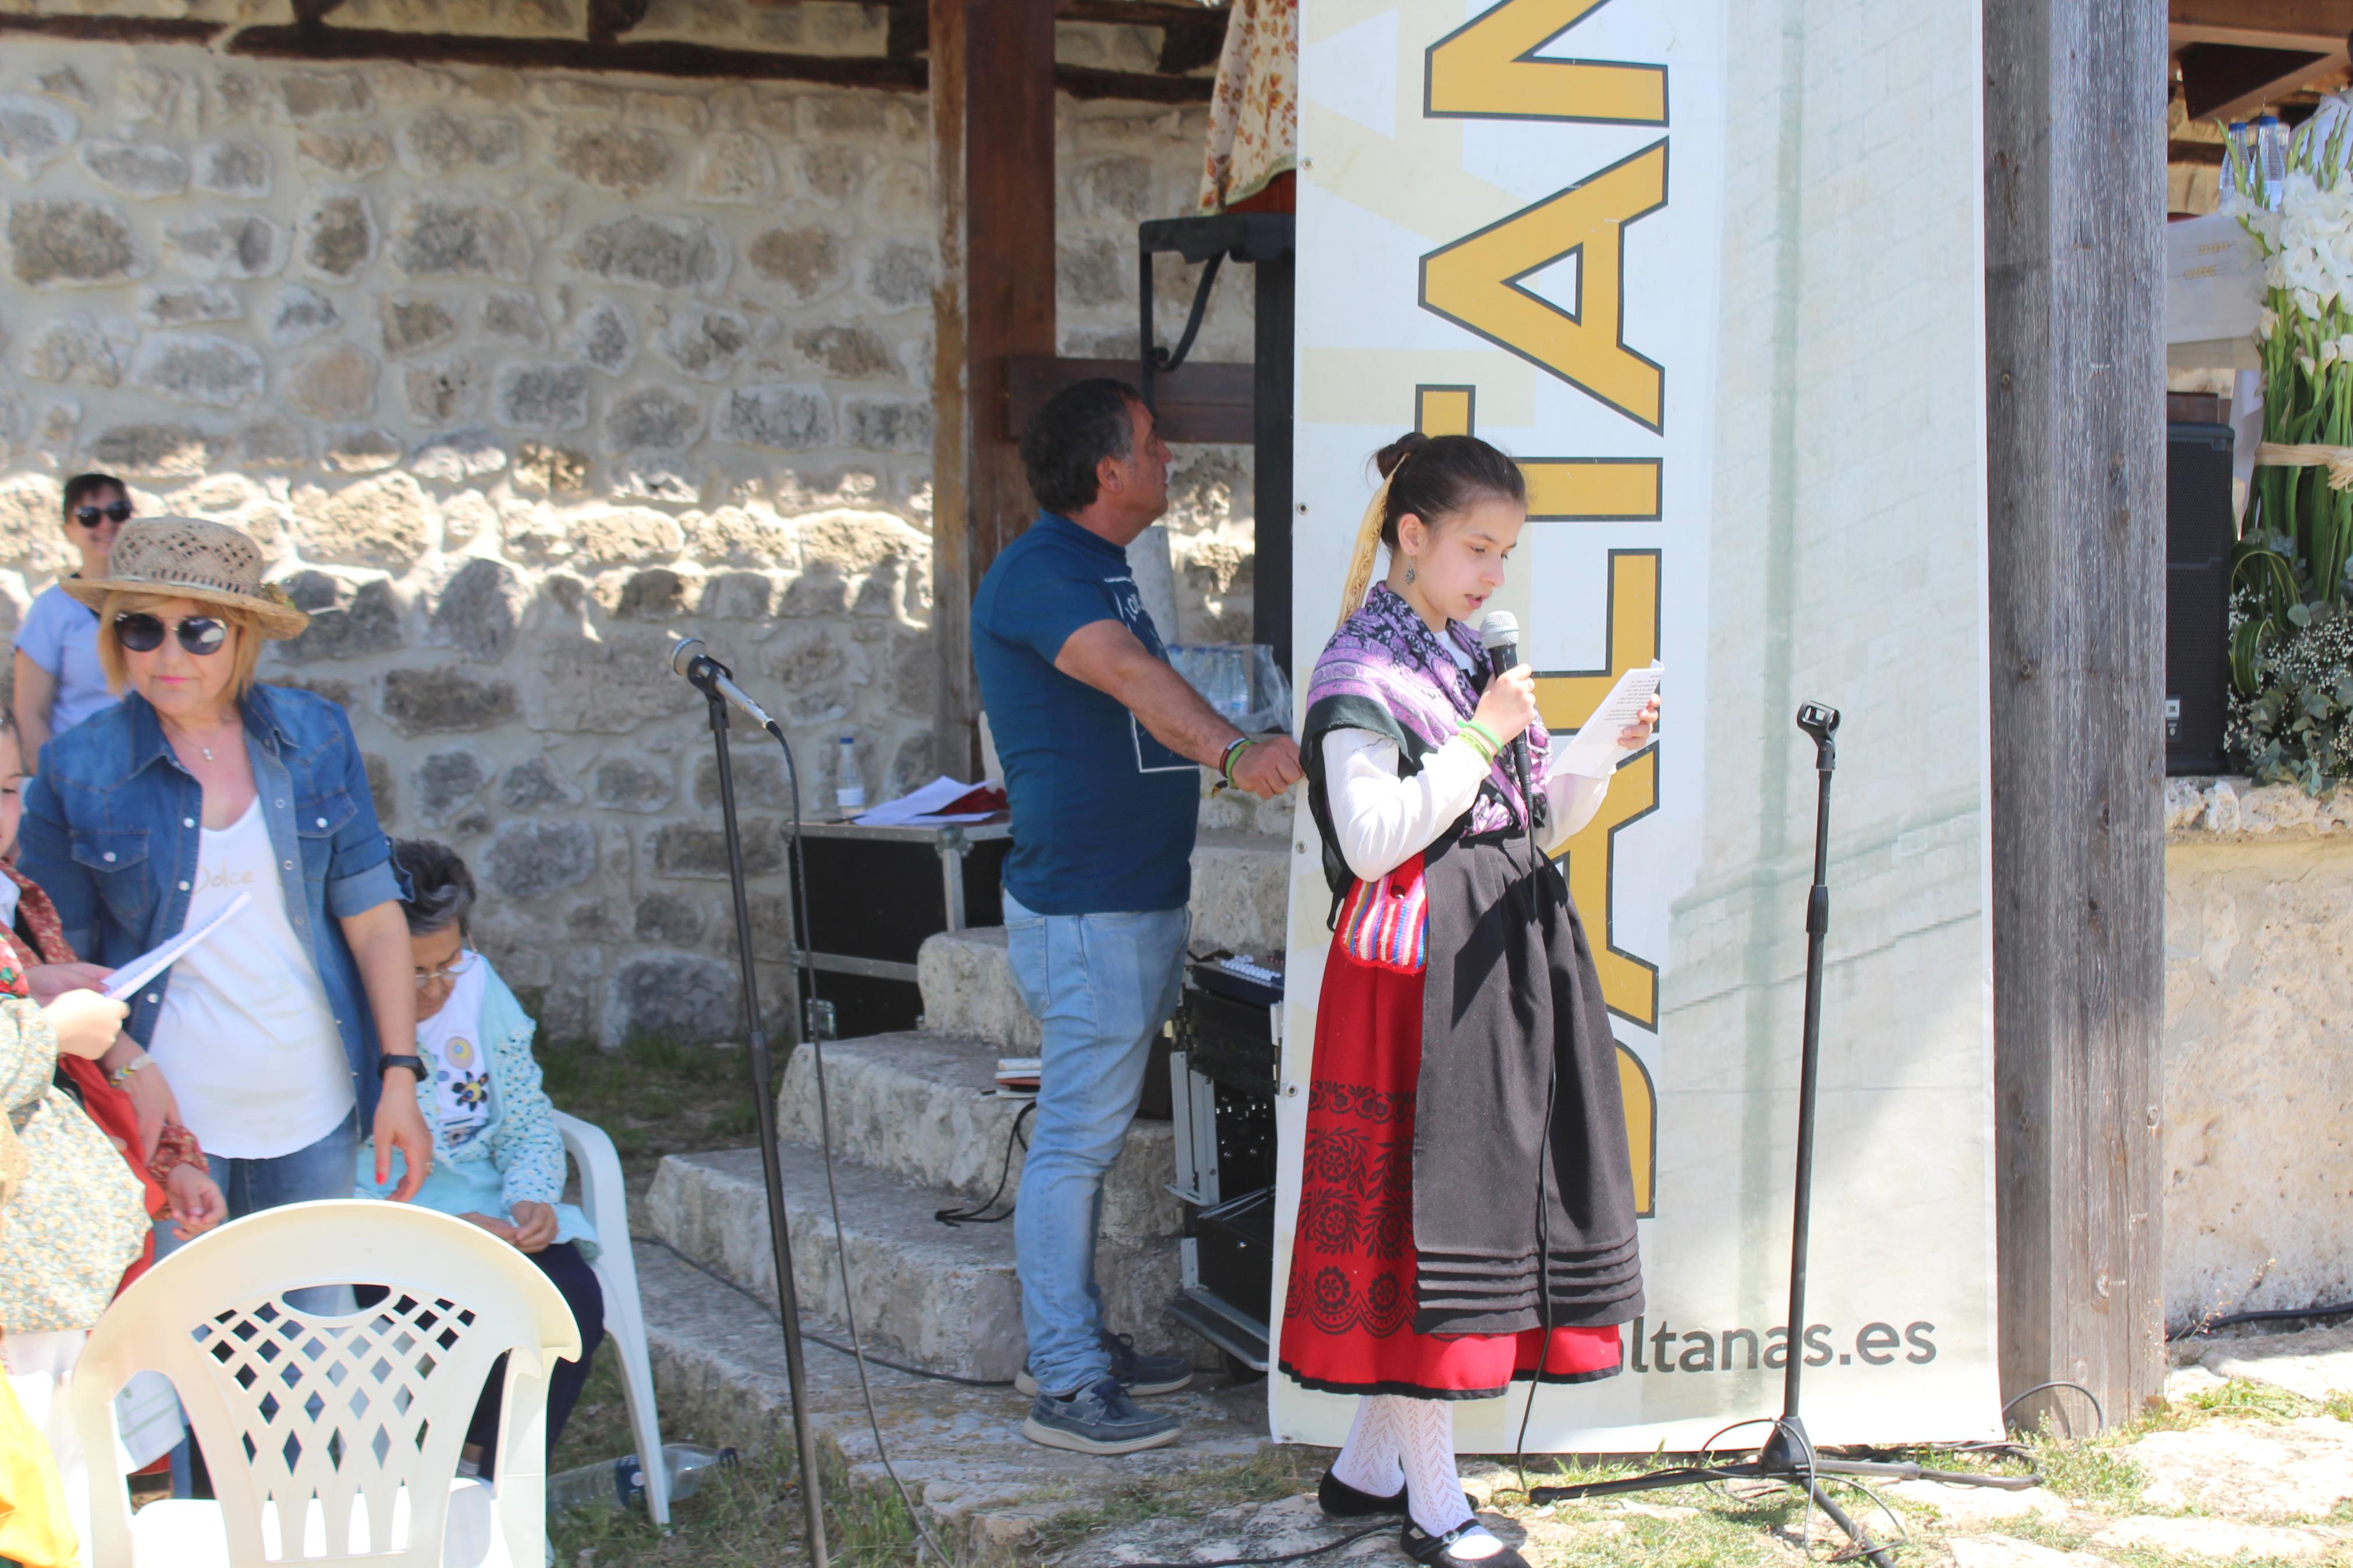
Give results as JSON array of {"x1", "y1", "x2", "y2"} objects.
[{"x1": 1555, "y1": 662, "x2": 1665, "y2": 779}]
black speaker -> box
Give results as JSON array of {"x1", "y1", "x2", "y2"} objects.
[{"x1": 2167, "y1": 421, "x2": 2237, "y2": 776}]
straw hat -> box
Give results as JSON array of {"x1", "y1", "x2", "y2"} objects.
[{"x1": 63, "y1": 516, "x2": 309, "y2": 639}]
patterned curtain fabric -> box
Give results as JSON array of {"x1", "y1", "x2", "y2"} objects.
[{"x1": 1198, "y1": 0, "x2": 1297, "y2": 212}]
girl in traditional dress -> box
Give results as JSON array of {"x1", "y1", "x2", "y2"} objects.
[{"x1": 1283, "y1": 433, "x2": 1656, "y2": 1567}]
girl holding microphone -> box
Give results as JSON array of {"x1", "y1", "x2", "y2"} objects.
[{"x1": 1283, "y1": 433, "x2": 1656, "y2": 1567}]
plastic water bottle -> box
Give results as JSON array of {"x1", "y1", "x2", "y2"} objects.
[
  {"x1": 2226, "y1": 120, "x2": 2251, "y2": 192},
  {"x1": 545, "y1": 1443, "x2": 737, "y2": 1514},
  {"x1": 2258, "y1": 113, "x2": 2289, "y2": 208},
  {"x1": 834, "y1": 734, "x2": 866, "y2": 817}
]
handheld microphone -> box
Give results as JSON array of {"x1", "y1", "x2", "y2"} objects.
[
  {"x1": 1478, "y1": 611, "x2": 1535, "y2": 831},
  {"x1": 667, "y1": 635, "x2": 780, "y2": 733}
]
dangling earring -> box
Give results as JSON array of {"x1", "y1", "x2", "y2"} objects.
[{"x1": 1404, "y1": 562, "x2": 1417, "y2": 585}]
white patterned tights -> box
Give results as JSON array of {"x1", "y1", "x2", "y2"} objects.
[{"x1": 1330, "y1": 1394, "x2": 1490, "y2": 1548}]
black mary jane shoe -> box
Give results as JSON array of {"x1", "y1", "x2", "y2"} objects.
[
  {"x1": 1401, "y1": 1519, "x2": 1531, "y2": 1568},
  {"x1": 1317, "y1": 1470, "x2": 1479, "y2": 1520}
]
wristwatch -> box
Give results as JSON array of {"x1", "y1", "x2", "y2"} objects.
[{"x1": 377, "y1": 1054, "x2": 427, "y2": 1083}]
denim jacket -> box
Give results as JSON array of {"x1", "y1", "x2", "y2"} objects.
[{"x1": 19, "y1": 683, "x2": 406, "y2": 1127}]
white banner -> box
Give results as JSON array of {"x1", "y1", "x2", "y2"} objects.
[{"x1": 1273, "y1": 0, "x2": 2001, "y2": 1452}]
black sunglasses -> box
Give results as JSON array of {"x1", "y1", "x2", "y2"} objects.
[
  {"x1": 113, "y1": 613, "x2": 228, "y2": 656},
  {"x1": 73, "y1": 500, "x2": 132, "y2": 528}
]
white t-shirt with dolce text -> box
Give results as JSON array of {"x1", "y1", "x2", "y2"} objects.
[{"x1": 146, "y1": 800, "x2": 354, "y2": 1160}]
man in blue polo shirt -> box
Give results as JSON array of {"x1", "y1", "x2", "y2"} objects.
[{"x1": 973, "y1": 378, "x2": 1300, "y2": 1455}]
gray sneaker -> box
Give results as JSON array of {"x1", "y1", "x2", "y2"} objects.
[
  {"x1": 1014, "y1": 1330, "x2": 1195, "y2": 1398},
  {"x1": 1021, "y1": 1376, "x2": 1184, "y2": 1455}
]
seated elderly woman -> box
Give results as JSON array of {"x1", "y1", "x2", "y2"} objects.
[{"x1": 356, "y1": 839, "x2": 605, "y2": 1475}]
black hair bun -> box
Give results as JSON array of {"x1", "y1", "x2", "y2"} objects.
[{"x1": 1374, "y1": 431, "x2": 1429, "y2": 481}]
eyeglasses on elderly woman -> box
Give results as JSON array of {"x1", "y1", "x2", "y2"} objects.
[{"x1": 113, "y1": 613, "x2": 229, "y2": 656}]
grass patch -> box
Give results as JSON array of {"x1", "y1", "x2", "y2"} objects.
[
  {"x1": 537, "y1": 1031, "x2": 779, "y2": 1190},
  {"x1": 1019, "y1": 1448, "x2": 1323, "y2": 1560},
  {"x1": 2183, "y1": 1378, "x2": 2326, "y2": 1423}
]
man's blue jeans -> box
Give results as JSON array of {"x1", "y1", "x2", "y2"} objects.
[{"x1": 1002, "y1": 890, "x2": 1189, "y2": 1398}]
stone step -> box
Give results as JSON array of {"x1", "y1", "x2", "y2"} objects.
[
  {"x1": 1190, "y1": 829, "x2": 1293, "y2": 957},
  {"x1": 633, "y1": 1238, "x2": 1280, "y2": 1565},
  {"x1": 648, "y1": 1144, "x2": 1191, "y2": 1384},
  {"x1": 917, "y1": 927, "x2": 1037, "y2": 1054},
  {"x1": 776, "y1": 1029, "x2": 1180, "y2": 1240}
]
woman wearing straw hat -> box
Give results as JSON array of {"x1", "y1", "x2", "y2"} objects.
[{"x1": 17, "y1": 517, "x2": 432, "y2": 1249}]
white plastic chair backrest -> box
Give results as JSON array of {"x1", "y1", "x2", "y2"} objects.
[
  {"x1": 549, "y1": 1111, "x2": 623, "y2": 1260},
  {"x1": 549, "y1": 1109, "x2": 670, "y2": 1524},
  {"x1": 69, "y1": 1199, "x2": 581, "y2": 1567}
]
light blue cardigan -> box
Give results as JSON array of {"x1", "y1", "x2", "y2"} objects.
[{"x1": 354, "y1": 958, "x2": 595, "y2": 1258}]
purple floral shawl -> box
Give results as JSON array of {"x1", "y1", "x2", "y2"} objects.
[{"x1": 1301, "y1": 584, "x2": 1549, "y2": 905}]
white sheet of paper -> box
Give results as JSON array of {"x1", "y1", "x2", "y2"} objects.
[
  {"x1": 854, "y1": 775, "x2": 1004, "y2": 827},
  {"x1": 1553, "y1": 661, "x2": 1664, "y2": 779},
  {"x1": 103, "y1": 890, "x2": 251, "y2": 1001}
]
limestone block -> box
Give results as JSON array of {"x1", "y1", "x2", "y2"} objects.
[
  {"x1": 238, "y1": 418, "x2": 308, "y2": 468},
  {"x1": 322, "y1": 428, "x2": 402, "y2": 473},
  {"x1": 137, "y1": 285, "x2": 240, "y2": 329},
  {"x1": 531, "y1": 631, "x2": 680, "y2": 732},
  {"x1": 211, "y1": 69, "x2": 261, "y2": 124},
  {"x1": 267, "y1": 284, "x2": 341, "y2": 347},
  {"x1": 845, "y1": 398, "x2": 931, "y2": 453},
  {"x1": 627, "y1": 90, "x2": 708, "y2": 135},
  {"x1": 800, "y1": 144, "x2": 871, "y2": 205},
  {"x1": 165, "y1": 212, "x2": 281, "y2": 281},
  {"x1": 608, "y1": 954, "x2": 739, "y2": 1043},
  {"x1": 2128, "y1": 1416, "x2": 2353, "y2": 1517},
  {"x1": 0, "y1": 97, "x2": 78, "y2": 179},
  {"x1": 278, "y1": 71, "x2": 374, "y2": 122},
  {"x1": 687, "y1": 507, "x2": 794, "y2": 567},
  {"x1": 31, "y1": 69, "x2": 93, "y2": 113},
  {"x1": 388, "y1": 196, "x2": 531, "y2": 281},
  {"x1": 115, "y1": 66, "x2": 186, "y2": 129},
  {"x1": 396, "y1": 110, "x2": 521, "y2": 177},
  {"x1": 569, "y1": 214, "x2": 726, "y2": 293},
  {"x1": 0, "y1": 479, "x2": 69, "y2": 573},
  {"x1": 651, "y1": 819, "x2": 784, "y2": 877},
  {"x1": 689, "y1": 131, "x2": 775, "y2": 205},
  {"x1": 593, "y1": 755, "x2": 673, "y2": 812},
  {"x1": 193, "y1": 140, "x2": 271, "y2": 197},
  {"x1": 79, "y1": 140, "x2": 189, "y2": 198},
  {"x1": 438, "y1": 492, "x2": 495, "y2": 548},
  {"x1": 278, "y1": 571, "x2": 403, "y2": 664},
  {"x1": 494, "y1": 362, "x2": 590, "y2": 432},
  {"x1": 655, "y1": 304, "x2": 751, "y2": 382},
  {"x1": 1073, "y1": 154, "x2": 1155, "y2": 221},
  {"x1": 778, "y1": 563, "x2": 849, "y2": 616},
  {"x1": 794, "y1": 323, "x2": 893, "y2": 380},
  {"x1": 480, "y1": 292, "x2": 546, "y2": 346},
  {"x1": 484, "y1": 817, "x2": 597, "y2": 899},
  {"x1": 10, "y1": 200, "x2": 145, "y2": 288},
  {"x1": 746, "y1": 226, "x2": 846, "y2": 304},
  {"x1": 379, "y1": 295, "x2": 459, "y2": 358},
  {"x1": 606, "y1": 385, "x2": 704, "y2": 452},
  {"x1": 864, "y1": 239, "x2": 934, "y2": 311},
  {"x1": 569, "y1": 507, "x2": 683, "y2": 566},
  {"x1": 294, "y1": 127, "x2": 392, "y2": 180},
  {"x1": 282, "y1": 343, "x2": 380, "y2": 421},
  {"x1": 536, "y1": 80, "x2": 622, "y2": 116},
  {"x1": 630, "y1": 890, "x2": 705, "y2": 944},
  {"x1": 408, "y1": 426, "x2": 503, "y2": 482},
  {"x1": 1059, "y1": 234, "x2": 1126, "y2": 307},
  {"x1": 428, "y1": 557, "x2": 525, "y2": 662},
  {"x1": 865, "y1": 162, "x2": 929, "y2": 227},
  {"x1": 2201, "y1": 1325, "x2": 2353, "y2": 1402},
  {"x1": 552, "y1": 125, "x2": 672, "y2": 196},
  {"x1": 295, "y1": 195, "x2": 372, "y2": 280},
  {"x1": 2089, "y1": 1518, "x2": 2333, "y2": 1561},
  {"x1": 381, "y1": 667, "x2": 518, "y2": 734},
  {"x1": 87, "y1": 424, "x2": 219, "y2": 478},
  {"x1": 410, "y1": 749, "x2": 487, "y2": 826},
  {"x1": 495, "y1": 758, "x2": 576, "y2": 813},
  {"x1": 798, "y1": 509, "x2": 927, "y2": 573},
  {"x1": 565, "y1": 299, "x2": 637, "y2": 376},
  {"x1": 296, "y1": 473, "x2": 430, "y2": 566},
  {"x1": 714, "y1": 384, "x2": 831, "y2": 450},
  {"x1": 22, "y1": 315, "x2": 134, "y2": 387},
  {"x1": 699, "y1": 570, "x2": 776, "y2": 616},
  {"x1": 402, "y1": 360, "x2": 484, "y2": 425},
  {"x1": 129, "y1": 335, "x2": 262, "y2": 408},
  {"x1": 512, "y1": 442, "x2": 589, "y2": 497}
]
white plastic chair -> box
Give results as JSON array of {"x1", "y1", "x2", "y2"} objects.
[
  {"x1": 552, "y1": 1109, "x2": 671, "y2": 1527},
  {"x1": 69, "y1": 1199, "x2": 579, "y2": 1567}
]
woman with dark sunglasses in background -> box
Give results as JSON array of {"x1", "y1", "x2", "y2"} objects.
[
  {"x1": 11, "y1": 473, "x2": 133, "y2": 771},
  {"x1": 17, "y1": 520, "x2": 433, "y2": 1419}
]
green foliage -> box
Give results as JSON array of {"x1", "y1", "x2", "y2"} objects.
[{"x1": 2226, "y1": 594, "x2": 2353, "y2": 792}]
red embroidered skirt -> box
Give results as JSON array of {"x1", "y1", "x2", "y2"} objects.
[{"x1": 1277, "y1": 918, "x2": 1623, "y2": 1399}]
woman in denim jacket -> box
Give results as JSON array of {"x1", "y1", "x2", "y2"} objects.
[{"x1": 17, "y1": 518, "x2": 432, "y2": 1246}]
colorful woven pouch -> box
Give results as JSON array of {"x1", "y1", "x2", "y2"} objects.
[{"x1": 1336, "y1": 851, "x2": 1428, "y2": 974}]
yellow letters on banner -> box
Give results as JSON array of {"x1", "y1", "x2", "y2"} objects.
[
  {"x1": 1419, "y1": 143, "x2": 1669, "y2": 432},
  {"x1": 1425, "y1": 0, "x2": 1667, "y2": 125},
  {"x1": 1412, "y1": 386, "x2": 1662, "y2": 520}
]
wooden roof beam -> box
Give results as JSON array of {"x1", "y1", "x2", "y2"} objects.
[
  {"x1": 2169, "y1": 0, "x2": 2353, "y2": 53},
  {"x1": 2177, "y1": 42, "x2": 2345, "y2": 123}
]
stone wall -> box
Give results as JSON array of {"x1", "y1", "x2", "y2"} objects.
[
  {"x1": 0, "y1": 34, "x2": 1255, "y2": 1044},
  {"x1": 2165, "y1": 778, "x2": 2353, "y2": 1331}
]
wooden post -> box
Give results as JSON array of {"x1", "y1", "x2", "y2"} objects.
[
  {"x1": 930, "y1": 0, "x2": 1059, "y2": 777},
  {"x1": 1982, "y1": 0, "x2": 2169, "y2": 1425}
]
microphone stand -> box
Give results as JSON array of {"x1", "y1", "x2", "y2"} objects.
[
  {"x1": 680, "y1": 647, "x2": 830, "y2": 1568},
  {"x1": 1527, "y1": 702, "x2": 2027, "y2": 1564}
]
